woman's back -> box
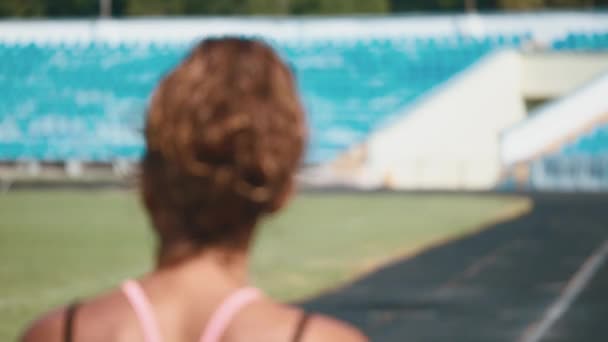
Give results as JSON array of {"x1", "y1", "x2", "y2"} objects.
[{"x1": 23, "y1": 254, "x2": 366, "y2": 342}]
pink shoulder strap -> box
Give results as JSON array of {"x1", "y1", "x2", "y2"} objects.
[
  {"x1": 199, "y1": 287, "x2": 263, "y2": 342},
  {"x1": 121, "y1": 280, "x2": 162, "y2": 342}
]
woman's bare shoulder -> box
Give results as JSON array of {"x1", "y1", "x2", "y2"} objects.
[
  {"x1": 244, "y1": 299, "x2": 368, "y2": 342},
  {"x1": 20, "y1": 307, "x2": 67, "y2": 342},
  {"x1": 20, "y1": 286, "x2": 130, "y2": 342},
  {"x1": 302, "y1": 314, "x2": 368, "y2": 342}
]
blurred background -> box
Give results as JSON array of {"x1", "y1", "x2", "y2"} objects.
[
  {"x1": 1, "y1": 1, "x2": 608, "y2": 341},
  {"x1": 0, "y1": 0, "x2": 603, "y2": 17}
]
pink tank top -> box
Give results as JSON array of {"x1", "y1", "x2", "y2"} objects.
[{"x1": 121, "y1": 280, "x2": 262, "y2": 342}]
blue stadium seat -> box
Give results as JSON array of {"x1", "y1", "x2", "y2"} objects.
[{"x1": 557, "y1": 123, "x2": 608, "y2": 157}]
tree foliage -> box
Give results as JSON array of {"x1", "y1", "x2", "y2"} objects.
[
  {"x1": 497, "y1": 0, "x2": 597, "y2": 9},
  {"x1": 0, "y1": 0, "x2": 46, "y2": 17},
  {"x1": 287, "y1": 0, "x2": 387, "y2": 15},
  {"x1": 390, "y1": 0, "x2": 602, "y2": 11}
]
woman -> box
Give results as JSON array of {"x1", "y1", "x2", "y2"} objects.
[{"x1": 22, "y1": 38, "x2": 367, "y2": 342}]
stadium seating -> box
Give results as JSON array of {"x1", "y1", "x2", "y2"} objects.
[
  {"x1": 0, "y1": 42, "x2": 185, "y2": 162},
  {"x1": 529, "y1": 123, "x2": 608, "y2": 191},
  {"x1": 551, "y1": 31, "x2": 608, "y2": 51},
  {"x1": 0, "y1": 31, "x2": 601, "y2": 164},
  {"x1": 559, "y1": 122, "x2": 608, "y2": 156}
]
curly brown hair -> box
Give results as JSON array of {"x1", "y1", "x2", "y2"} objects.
[{"x1": 141, "y1": 38, "x2": 306, "y2": 265}]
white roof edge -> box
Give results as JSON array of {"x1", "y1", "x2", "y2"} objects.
[
  {"x1": 0, "y1": 12, "x2": 607, "y2": 44},
  {"x1": 502, "y1": 71, "x2": 608, "y2": 166}
]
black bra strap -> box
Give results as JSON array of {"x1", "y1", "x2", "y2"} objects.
[
  {"x1": 292, "y1": 312, "x2": 312, "y2": 342},
  {"x1": 64, "y1": 302, "x2": 80, "y2": 342}
]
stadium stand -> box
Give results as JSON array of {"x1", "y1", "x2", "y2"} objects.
[
  {"x1": 0, "y1": 36, "x2": 518, "y2": 164},
  {"x1": 280, "y1": 36, "x2": 514, "y2": 162},
  {"x1": 0, "y1": 42, "x2": 183, "y2": 162},
  {"x1": 552, "y1": 31, "x2": 608, "y2": 51},
  {"x1": 529, "y1": 122, "x2": 608, "y2": 191},
  {"x1": 1, "y1": 14, "x2": 608, "y2": 180}
]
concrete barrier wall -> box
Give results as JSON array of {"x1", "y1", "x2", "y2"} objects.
[{"x1": 364, "y1": 50, "x2": 526, "y2": 190}]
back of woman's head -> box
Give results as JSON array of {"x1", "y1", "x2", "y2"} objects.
[{"x1": 142, "y1": 38, "x2": 306, "y2": 260}]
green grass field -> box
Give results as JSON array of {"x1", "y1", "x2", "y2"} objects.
[{"x1": 0, "y1": 190, "x2": 529, "y2": 340}]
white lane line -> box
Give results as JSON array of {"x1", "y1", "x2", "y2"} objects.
[
  {"x1": 437, "y1": 240, "x2": 522, "y2": 292},
  {"x1": 518, "y1": 239, "x2": 608, "y2": 342}
]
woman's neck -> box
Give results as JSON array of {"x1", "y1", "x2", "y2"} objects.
[{"x1": 156, "y1": 245, "x2": 251, "y2": 288}]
